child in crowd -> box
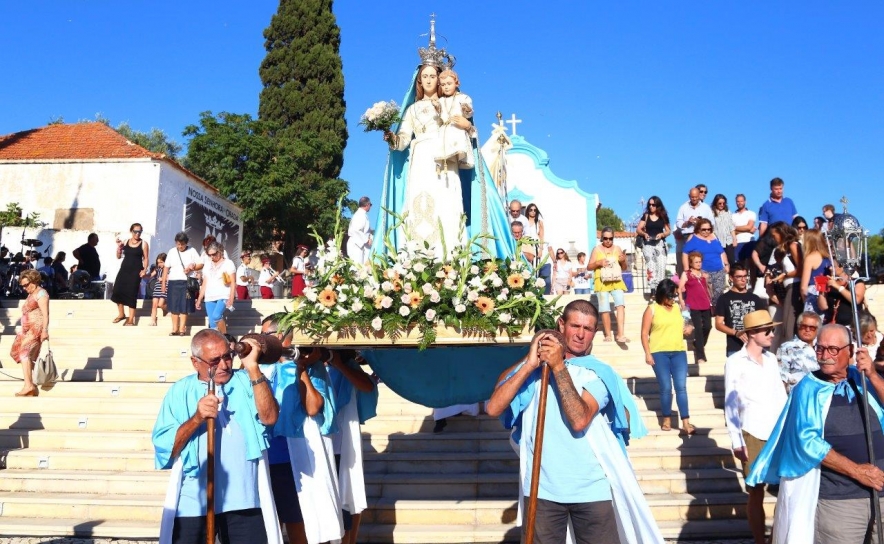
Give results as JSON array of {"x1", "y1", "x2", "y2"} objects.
[{"x1": 149, "y1": 253, "x2": 168, "y2": 326}]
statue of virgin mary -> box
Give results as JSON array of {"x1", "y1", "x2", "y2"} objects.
[{"x1": 370, "y1": 20, "x2": 515, "y2": 261}]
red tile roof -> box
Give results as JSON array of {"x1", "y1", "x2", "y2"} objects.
[
  {"x1": 0, "y1": 123, "x2": 164, "y2": 160},
  {"x1": 596, "y1": 230, "x2": 636, "y2": 239}
]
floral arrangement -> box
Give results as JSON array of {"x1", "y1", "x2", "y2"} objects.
[
  {"x1": 358, "y1": 100, "x2": 402, "y2": 133},
  {"x1": 282, "y1": 210, "x2": 559, "y2": 349}
]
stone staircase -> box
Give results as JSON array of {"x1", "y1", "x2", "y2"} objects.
[{"x1": 0, "y1": 288, "x2": 881, "y2": 542}]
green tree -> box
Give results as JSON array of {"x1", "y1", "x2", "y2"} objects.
[
  {"x1": 868, "y1": 228, "x2": 884, "y2": 270},
  {"x1": 0, "y1": 203, "x2": 43, "y2": 247},
  {"x1": 596, "y1": 206, "x2": 625, "y2": 231},
  {"x1": 115, "y1": 122, "x2": 182, "y2": 159},
  {"x1": 257, "y1": 0, "x2": 350, "y2": 240}
]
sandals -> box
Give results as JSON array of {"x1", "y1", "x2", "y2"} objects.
[
  {"x1": 124, "y1": 320, "x2": 135, "y2": 326},
  {"x1": 661, "y1": 420, "x2": 672, "y2": 431},
  {"x1": 681, "y1": 424, "x2": 696, "y2": 436},
  {"x1": 616, "y1": 336, "x2": 630, "y2": 343},
  {"x1": 112, "y1": 316, "x2": 126, "y2": 324},
  {"x1": 603, "y1": 335, "x2": 613, "y2": 342},
  {"x1": 15, "y1": 388, "x2": 38, "y2": 397}
]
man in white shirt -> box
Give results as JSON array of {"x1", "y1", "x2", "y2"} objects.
[
  {"x1": 732, "y1": 194, "x2": 757, "y2": 264},
  {"x1": 724, "y1": 310, "x2": 788, "y2": 544},
  {"x1": 235, "y1": 252, "x2": 254, "y2": 300},
  {"x1": 346, "y1": 197, "x2": 373, "y2": 265},
  {"x1": 508, "y1": 200, "x2": 527, "y2": 230},
  {"x1": 674, "y1": 187, "x2": 714, "y2": 275}
]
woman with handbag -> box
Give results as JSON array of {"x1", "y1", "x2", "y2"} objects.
[
  {"x1": 589, "y1": 227, "x2": 629, "y2": 343},
  {"x1": 640, "y1": 279, "x2": 694, "y2": 435},
  {"x1": 195, "y1": 242, "x2": 236, "y2": 333},
  {"x1": 11, "y1": 269, "x2": 50, "y2": 397},
  {"x1": 679, "y1": 252, "x2": 714, "y2": 364},
  {"x1": 635, "y1": 196, "x2": 671, "y2": 292},
  {"x1": 161, "y1": 232, "x2": 203, "y2": 336}
]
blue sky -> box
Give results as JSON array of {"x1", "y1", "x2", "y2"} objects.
[{"x1": 1, "y1": 1, "x2": 882, "y2": 233}]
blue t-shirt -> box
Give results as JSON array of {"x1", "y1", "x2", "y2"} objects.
[
  {"x1": 177, "y1": 400, "x2": 259, "y2": 516},
  {"x1": 683, "y1": 237, "x2": 725, "y2": 272},
  {"x1": 758, "y1": 197, "x2": 797, "y2": 227},
  {"x1": 522, "y1": 365, "x2": 612, "y2": 503}
]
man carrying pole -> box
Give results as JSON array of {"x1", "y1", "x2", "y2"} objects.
[
  {"x1": 152, "y1": 329, "x2": 281, "y2": 544},
  {"x1": 486, "y1": 300, "x2": 661, "y2": 544}
]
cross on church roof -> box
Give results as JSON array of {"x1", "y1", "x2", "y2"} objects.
[
  {"x1": 840, "y1": 195, "x2": 849, "y2": 213},
  {"x1": 506, "y1": 114, "x2": 522, "y2": 136}
]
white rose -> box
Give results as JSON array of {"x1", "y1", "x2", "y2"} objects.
[
  {"x1": 401, "y1": 293, "x2": 412, "y2": 305},
  {"x1": 381, "y1": 281, "x2": 393, "y2": 292},
  {"x1": 430, "y1": 290, "x2": 441, "y2": 303},
  {"x1": 455, "y1": 304, "x2": 467, "y2": 313},
  {"x1": 399, "y1": 305, "x2": 411, "y2": 317},
  {"x1": 422, "y1": 283, "x2": 434, "y2": 295},
  {"x1": 448, "y1": 270, "x2": 458, "y2": 280},
  {"x1": 511, "y1": 260, "x2": 524, "y2": 270},
  {"x1": 381, "y1": 296, "x2": 393, "y2": 309},
  {"x1": 338, "y1": 308, "x2": 350, "y2": 317},
  {"x1": 351, "y1": 300, "x2": 364, "y2": 312},
  {"x1": 499, "y1": 312, "x2": 512, "y2": 324},
  {"x1": 501, "y1": 288, "x2": 509, "y2": 296},
  {"x1": 371, "y1": 316, "x2": 383, "y2": 331},
  {"x1": 467, "y1": 290, "x2": 479, "y2": 302},
  {"x1": 405, "y1": 272, "x2": 416, "y2": 281},
  {"x1": 497, "y1": 293, "x2": 508, "y2": 302},
  {"x1": 304, "y1": 288, "x2": 318, "y2": 302},
  {"x1": 470, "y1": 265, "x2": 480, "y2": 275},
  {"x1": 492, "y1": 276, "x2": 503, "y2": 287},
  {"x1": 535, "y1": 278, "x2": 546, "y2": 288},
  {"x1": 443, "y1": 278, "x2": 455, "y2": 289},
  {"x1": 404, "y1": 283, "x2": 413, "y2": 294},
  {"x1": 435, "y1": 270, "x2": 446, "y2": 279},
  {"x1": 452, "y1": 297, "x2": 462, "y2": 306},
  {"x1": 525, "y1": 292, "x2": 536, "y2": 298},
  {"x1": 339, "y1": 293, "x2": 348, "y2": 302},
  {"x1": 413, "y1": 262, "x2": 426, "y2": 273},
  {"x1": 522, "y1": 270, "x2": 532, "y2": 279},
  {"x1": 364, "y1": 286, "x2": 377, "y2": 298},
  {"x1": 425, "y1": 309, "x2": 437, "y2": 321}
]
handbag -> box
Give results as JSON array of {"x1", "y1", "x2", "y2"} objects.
[
  {"x1": 599, "y1": 250, "x2": 622, "y2": 283},
  {"x1": 33, "y1": 342, "x2": 59, "y2": 386},
  {"x1": 177, "y1": 249, "x2": 201, "y2": 298}
]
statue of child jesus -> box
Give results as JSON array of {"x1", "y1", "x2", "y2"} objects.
[{"x1": 433, "y1": 69, "x2": 475, "y2": 169}]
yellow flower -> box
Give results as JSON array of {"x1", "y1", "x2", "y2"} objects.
[
  {"x1": 383, "y1": 269, "x2": 400, "y2": 281},
  {"x1": 409, "y1": 291, "x2": 423, "y2": 308},
  {"x1": 392, "y1": 279, "x2": 403, "y2": 292},
  {"x1": 373, "y1": 295, "x2": 384, "y2": 309},
  {"x1": 319, "y1": 289, "x2": 337, "y2": 308},
  {"x1": 507, "y1": 274, "x2": 525, "y2": 289},
  {"x1": 476, "y1": 296, "x2": 495, "y2": 315},
  {"x1": 483, "y1": 261, "x2": 498, "y2": 274}
]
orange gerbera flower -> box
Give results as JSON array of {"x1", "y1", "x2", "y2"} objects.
[
  {"x1": 319, "y1": 289, "x2": 337, "y2": 307},
  {"x1": 392, "y1": 279, "x2": 403, "y2": 292},
  {"x1": 483, "y1": 261, "x2": 498, "y2": 274},
  {"x1": 373, "y1": 295, "x2": 385, "y2": 309},
  {"x1": 408, "y1": 292, "x2": 423, "y2": 308},
  {"x1": 507, "y1": 274, "x2": 525, "y2": 289},
  {"x1": 476, "y1": 296, "x2": 495, "y2": 315}
]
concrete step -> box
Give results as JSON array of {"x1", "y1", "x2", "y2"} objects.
[
  {"x1": 0, "y1": 491, "x2": 161, "y2": 522},
  {"x1": 5, "y1": 448, "x2": 156, "y2": 471},
  {"x1": 0, "y1": 381, "x2": 172, "y2": 399},
  {"x1": 0, "y1": 517, "x2": 158, "y2": 539}
]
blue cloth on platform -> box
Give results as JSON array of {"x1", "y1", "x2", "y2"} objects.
[
  {"x1": 152, "y1": 372, "x2": 270, "y2": 476},
  {"x1": 328, "y1": 359, "x2": 379, "y2": 425},
  {"x1": 362, "y1": 346, "x2": 526, "y2": 407},
  {"x1": 370, "y1": 68, "x2": 514, "y2": 260},
  {"x1": 270, "y1": 361, "x2": 337, "y2": 439},
  {"x1": 746, "y1": 366, "x2": 884, "y2": 486}
]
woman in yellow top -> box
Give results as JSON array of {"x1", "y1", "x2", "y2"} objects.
[
  {"x1": 640, "y1": 278, "x2": 694, "y2": 434},
  {"x1": 589, "y1": 227, "x2": 629, "y2": 342}
]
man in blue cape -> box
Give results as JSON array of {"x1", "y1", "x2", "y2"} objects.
[
  {"x1": 746, "y1": 324, "x2": 884, "y2": 543},
  {"x1": 486, "y1": 300, "x2": 660, "y2": 544}
]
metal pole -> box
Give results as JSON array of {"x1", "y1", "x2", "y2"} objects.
[
  {"x1": 847, "y1": 278, "x2": 884, "y2": 544},
  {"x1": 523, "y1": 362, "x2": 550, "y2": 544},
  {"x1": 206, "y1": 368, "x2": 216, "y2": 544}
]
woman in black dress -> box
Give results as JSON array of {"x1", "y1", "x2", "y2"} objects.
[{"x1": 111, "y1": 223, "x2": 149, "y2": 325}]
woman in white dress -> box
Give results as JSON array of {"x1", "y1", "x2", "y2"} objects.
[{"x1": 384, "y1": 64, "x2": 472, "y2": 253}]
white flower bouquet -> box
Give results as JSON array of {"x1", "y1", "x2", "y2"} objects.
[
  {"x1": 282, "y1": 208, "x2": 559, "y2": 350},
  {"x1": 358, "y1": 100, "x2": 401, "y2": 133}
]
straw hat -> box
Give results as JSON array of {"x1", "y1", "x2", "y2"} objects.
[{"x1": 742, "y1": 310, "x2": 781, "y2": 332}]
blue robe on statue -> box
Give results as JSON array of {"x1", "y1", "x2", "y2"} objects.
[{"x1": 371, "y1": 68, "x2": 515, "y2": 261}]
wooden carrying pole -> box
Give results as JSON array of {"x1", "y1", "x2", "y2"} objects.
[
  {"x1": 206, "y1": 369, "x2": 217, "y2": 544},
  {"x1": 523, "y1": 362, "x2": 551, "y2": 544}
]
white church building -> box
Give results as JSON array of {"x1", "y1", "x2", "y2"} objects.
[{"x1": 0, "y1": 123, "x2": 242, "y2": 282}]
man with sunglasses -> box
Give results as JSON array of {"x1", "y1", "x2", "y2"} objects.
[
  {"x1": 715, "y1": 264, "x2": 767, "y2": 357},
  {"x1": 748, "y1": 324, "x2": 884, "y2": 544},
  {"x1": 152, "y1": 329, "x2": 280, "y2": 544},
  {"x1": 724, "y1": 310, "x2": 788, "y2": 544},
  {"x1": 674, "y1": 188, "x2": 714, "y2": 275},
  {"x1": 777, "y1": 311, "x2": 822, "y2": 392}
]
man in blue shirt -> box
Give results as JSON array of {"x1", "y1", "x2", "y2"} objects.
[
  {"x1": 487, "y1": 300, "x2": 659, "y2": 543},
  {"x1": 757, "y1": 177, "x2": 798, "y2": 237}
]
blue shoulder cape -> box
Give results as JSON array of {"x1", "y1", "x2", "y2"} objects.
[
  {"x1": 746, "y1": 366, "x2": 884, "y2": 486},
  {"x1": 370, "y1": 68, "x2": 515, "y2": 261},
  {"x1": 270, "y1": 361, "x2": 337, "y2": 439},
  {"x1": 152, "y1": 372, "x2": 270, "y2": 475},
  {"x1": 500, "y1": 355, "x2": 648, "y2": 450},
  {"x1": 329, "y1": 359, "x2": 379, "y2": 425}
]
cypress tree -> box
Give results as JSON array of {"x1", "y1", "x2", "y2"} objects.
[{"x1": 258, "y1": 0, "x2": 349, "y2": 245}]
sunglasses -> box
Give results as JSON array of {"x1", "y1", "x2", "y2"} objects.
[
  {"x1": 19, "y1": 281, "x2": 30, "y2": 287},
  {"x1": 750, "y1": 327, "x2": 775, "y2": 336},
  {"x1": 798, "y1": 323, "x2": 819, "y2": 331},
  {"x1": 132, "y1": 230, "x2": 143, "y2": 234},
  {"x1": 556, "y1": 251, "x2": 565, "y2": 255},
  {"x1": 698, "y1": 228, "x2": 712, "y2": 232},
  {"x1": 198, "y1": 351, "x2": 235, "y2": 366},
  {"x1": 208, "y1": 252, "x2": 219, "y2": 257},
  {"x1": 602, "y1": 237, "x2": 614, "y2": 241},
  {"x1": 648, "y1": 203, "x2": 657, "y2": 207},
  {"x1": 698, "y1": 189, "x2": 708, "y2": 194},
  {"x1": 796, "y1": 225, "x2": 807, "y2": 230}
]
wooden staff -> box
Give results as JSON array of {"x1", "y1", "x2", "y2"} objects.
[
  {"x1": 523, "y1": 361, "x2": 550, "y2": 544},
  {"x1": 206, "y1": 367, "x2": 216, "y2": 544}
]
